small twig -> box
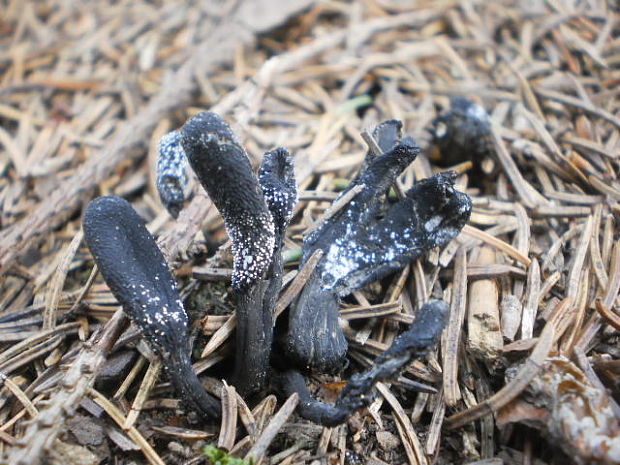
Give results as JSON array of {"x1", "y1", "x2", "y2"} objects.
[
  {"x1": 114, "y1": 356, "x2": 147, "y2": 401},
  {"x1": 245, "y1": 393, "x2": 299, "y2": 465},
  {"x1": 43, "y1": 231, "x2": 84, "y2": 330},
  {"x1": 377, "y1": 382, "x2": 427, "y2": 465},
  {"x1": 520, "y1": 258, "x2": 541, "y2": 340},
  {"x1": 534, "y1": 87, "x2": 620, "y2": 129},
  {"x1": 305, "y1": 184, "x2": 365, "y2": 234},
  {"x1": 425, "y1": 387, "x2": 445, "y2": 456},
  {"x1": 235, "y1": 392, "x2": 258, "y2": 440},
  {"x1": 275, "y1": 249, "x2": 324, "y2": 316},
  {"x1": 0, "y1": 372, "x2": 38, "y2": 418},
  {"x1": 595, "y1": 299, "x2": 620, "y2": 331},
  {"x1": 8, "y1": 309, "x2": 127, "y2": 465},
  {"x1": 462, "y1": 225, "x2": 531, "y2": 266},
  {"x1": 489, "y1": 123, "x2": 546, "y2": 209},
  {"x1": 361, "y1": 130, "x2": 382, "y2": 156},
  {"x1": 443, "y1": 249, "x2": 467, "y2": 406}
]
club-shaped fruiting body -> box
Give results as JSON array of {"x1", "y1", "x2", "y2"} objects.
[
  {"x1": 321, "y1": 171, "x2": 471, "y2": 293},
  {"x1": 287, "y1": 120, "x2": 471, "y2": 374},
  {"x1": 305, "y1": 131, "x2": 420, "y2": 256},
  {"x1": 283, "y1": 299, "x2": 450, "y2": 426},
  {"x1": 259, "y1": 147, "x2": 298, "y2": 236},
  {"x1": 156, "y1": 130, "x2": 189, "y2": 218},
  {"x1": 180, "y1": 112, "x2": 275, "y2": 291},
  {"x1": 180, "y1": 112, "x2": 298, "y2": 396},
  {"x1": 83, "y1": 196, "x2": 220, "y2": 419},
  {"x1": 431, "y1": 96, "x2": 492, "y2": 166}
]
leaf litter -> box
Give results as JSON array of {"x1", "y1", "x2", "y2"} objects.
[{"x1": 0, "y1": 1, "x2": 619, "y2": 465}]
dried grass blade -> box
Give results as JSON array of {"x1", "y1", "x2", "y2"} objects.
[
  {"x1": 201, "y1": 315, "x2": 236, "y2": 359},
  {"x1": 340, "y1": 301, "x2": 401, "y2": 321},
  {"x1": 275, "y1": 249, "x2": 324, "y2": 316},
  {"x1": 252, "y1": 395, "x2": 277, "y2": 434},
  {"x1": 7, "y1": 310, "x2": 126, "y2": 465},
  {"x1": 534, "y1": 88, "x2": 620, "y2": 128},
  {"x1": 425, "y1": 390, "x2": 445, "y2": 456},
  {"x1": 575, "y1": 242, "x2": 620, "y2": 351},
  {"x1": 305, "y1": 184, "x2": 365, "y2": 234},
  {"x1": 43, "y1": 231, "x2": 84, "y2": 330},
  {"x1": 236, "y1": 392, "x2": 258, "y2": 440},
  {"x1": 462, "y1": 225, "x2": 531, "y2": 266},
  {"x1": 377, "y1": 382, "x2": 427, "y2": 465},
  {"x1": 589, "y1": 205, "x2": 608, "y2": 289},
  {"x1": 595, "y1": 300, "x2": 620, "y2": 331},
  {"x1": 0, "y1": 372, "x2": 38, "y2": 417},
  {"x1": 566, "y1": 215, "x2": 593, "y2": 300},
  {"x1": 513, "y1": 204, "x2": 530, "y2": 257},
  {"x1": 114, "y1": 356, "x2": 147, "y2": 401},
  {"x1": 520, "y1": 259, "x2": 541, "y2": 340},
  {"x1": 561, "y1": 270, "x2": 590, "y2": 354},
  {"x1": 489, "y1": 124, "x2": 543, "y2": 209}
]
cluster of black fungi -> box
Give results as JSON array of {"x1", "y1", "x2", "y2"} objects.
[{"x1": 83, "y1": 101, "x2": 475, "y2": 426}]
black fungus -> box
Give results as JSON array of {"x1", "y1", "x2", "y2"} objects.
[
  {"x1": 83, "y1": 196, "x2": 221, "y2": 419},
  {"x1": 181, "y1": 112, "x2": 275, "y2": 291},
  {"x1": 282, "y1": 299, "x2": 450, "y2": 426},
  {"x1": 431, "y1": 96, "x2": 492, "y2": 167},
  {"x1": 156, "y1": 130, "x2": 189, "y2": 218},
  {"x1": 180, "y1": 113, "x2": 297, "y2": 395},
  {"x1": 286, "y1": 121, "x2": 471, "y2": 374},
  {"x1": 147, "y1": 113, "x2": 470, "y2": 427},
  {"x1": 259, "y1": 147, "x2": 297, "y2": 237}
]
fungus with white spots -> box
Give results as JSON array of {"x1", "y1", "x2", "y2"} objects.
[
  {"x1": 286, "y1": 120, "x2": 471, "y2": 375},
  {"x1": 280, "y1": 119, "x2": 470, "y2": 424},
  {"x1": 149, "y1": 113, "x2": 469, "y2": 427},
  {"x1": 83, "y1": 196, "x2": 221, "y2": 419},
  {"x1": 181, "y1": 112, "x2": 275, "y2": 291},
  {"x1": 180, "y1": 112, "x2": 297, "y2": 396},
  {"x1": 156, "y1": 130, "x2": 189, "y2": 218}
]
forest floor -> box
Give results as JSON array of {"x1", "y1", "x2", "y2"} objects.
[{"x1": 0, "y1": 1, "x2": 619, "y2": 464}]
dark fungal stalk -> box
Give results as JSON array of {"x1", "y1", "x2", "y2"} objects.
[
  {"x1": 156, "y1": 130, "x2": 189, "y2": 218},
  {"x1": 83, "y1": 196, "x2": 221, "y2": 419},
  {"x1": 180, "y1": 112, "x2": 297, "y2": 396},
  {"x1": 305, "y1": 120, "x2": 419, "y2": 255},
  {"x1": 431, "y1": 96, "x2": 492, "y2": 167},
  {"x1": 286, "y1": 120, "x2": 472, "y2": 374},
  {"x1": 256, "y1": 146, "x2": 298, "y2": 353},
  {"x1": 282, "y1": 299, "x2": 449, "y2": 426},
  {"x1": 233, "y1": 148, "x2": 296, "y2": 395},
  {"x1": 352, "y1": 119, "x2": 413, "y2": 183}
]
